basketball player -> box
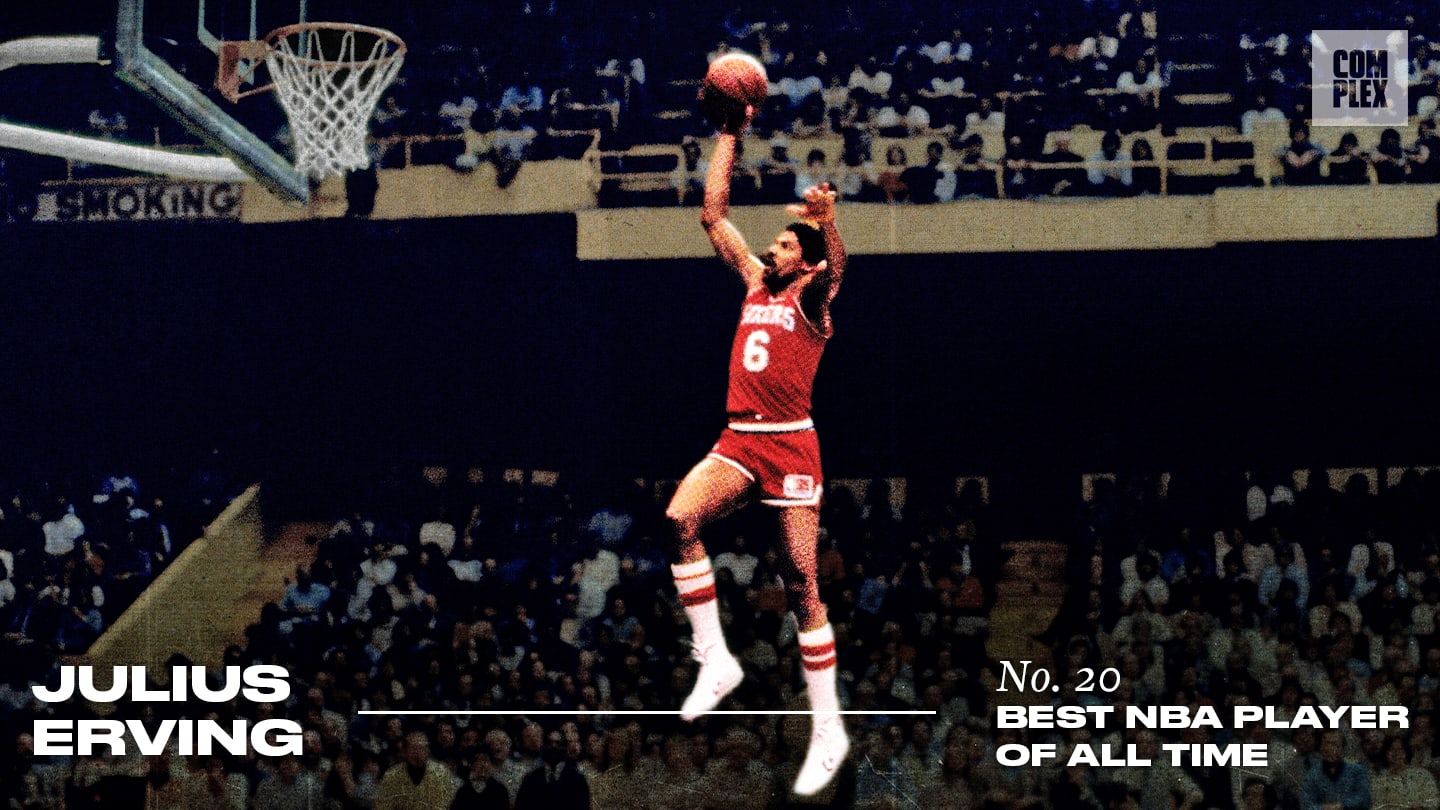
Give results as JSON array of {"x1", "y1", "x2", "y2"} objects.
[{"x1": 666, "y1": 104, "x2": 849, "y2": 796}]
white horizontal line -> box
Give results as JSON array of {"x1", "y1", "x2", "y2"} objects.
[{"x1": 357, "y1": 710, "x2": 937, "y2": 716}]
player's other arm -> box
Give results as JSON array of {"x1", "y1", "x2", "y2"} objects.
[
  {"x1": 790, "y1": 183, "x2": 846, "y2": 303},
  {"x1": 700, "y1": 114, "x2": 764, "y2": 289}
]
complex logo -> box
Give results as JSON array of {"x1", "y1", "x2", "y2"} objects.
[{"x1": 1311, "y1": 30, "x2": 1408, "y2": 126}]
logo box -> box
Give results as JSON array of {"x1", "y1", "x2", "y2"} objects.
[{"x1": 1311, "y1": 30, "x2": 1408, "y2": 126}]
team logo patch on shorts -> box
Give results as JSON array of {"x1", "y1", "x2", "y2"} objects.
[{"x1": 783, "y1": 474, "x2": 816, "y2": 500}]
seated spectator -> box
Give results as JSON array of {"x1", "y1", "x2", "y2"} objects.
[
  {"x1": 1080, "y1": 26, "x2": 1122, "y2": 80},
  {"x1": 774, "y1": 56, "x2": 824, "y2": 112},
  {"x1": 900, "y1": 140, "x2": 955, "y2": 203},
  {"x1": 1240, "y1": 92, "x2": 1288, "y2": 136},
  {"x1": 837, "y1": 135, "x2": 880, "y2": 201},
  {"x1": 847, "y1": 57, "x2": 894, "y2": 107},
  {"x1": 1129, "y1": 138, "x2": 1161, "y2": 195},
  {"x1": 500, "y1": 70, "x2": 545, "y2": 115},
  {"x1": 671, "y1": 137, "x2": 707, "y2": 206},
  {"x1": 1037, "y1": 133, "x2": 1086, "y2": 196},
  {"x1": 372, "y1": 91, "x2": 410, "y2": 132},
  {"x1": 1280, "y1": 123, "x2": 1325, "y2": 186},
  {"x1": 254, "y1": 755, "x2": 324, "y2": 809},
  {"x1": 872, "y1": 92, "x2": 933, "y2": 135},
  {"x1": 820, "y1": 73, "x2": 851, "y2": 119},
  {"x1": 452, "y1": 747, "x2": 511, "y2": 809},
  {"x1": 758, "y1": 134, "x2": 800, "y2": 185},
  {"x1": 790, "y1": 95, "x2": 829, "y2": 138},
  {"x1": 1371, "y1": 735, "x2": 1439, "y2": 810},
  {"x1": 953, "y1": 134, "x2": 997, "y2": 198},
  {"x1": 491, "y1": 109, "x2": 538, "y2": 189},
  {"x1": 794, "y1": 149, "x2": 837, "y2": 199},
  {"x1": 1411, "y1": 43, "x2": 1440, "y2": 119},
  {"x1": 877, "y1": 143, "x2": 910, "y2": 201},
  {"x1": 1116, "y1": 56, "x2": 1161, "y2": 102},
  {"x1": 1326, "y1": 132, "x2": 1370, "y2": 185},
  {"x1": 1408, "y1": 118, "x2": 1440, "y2": 183},
  {"x1": 1086, "y1": 130, "x2": 1133, "y2": 195},
  {"x1": 279, "y1": 565, "x2": 331, "y2": 636},
  {"x1": 1001, "y1": 135, "x2": 1037, "y2": 198},
  {"x1": 377, "y1": 730, "x2": 459, "y2": 808},
  {"x1": 514, "y1": 728, "x2": 590, "y2": 809},
  {"x1": 418, "y1": 510, "x2": 456, "y2": 556},
  {"x1": 1371, "y1": 128, "x2": 1407, "y2": 184},
  {"x1": 1301, "y1": 730, "x2": 1370, "y2": 810},
  {"x1": 962, "y1": 97, "x2": 1006, "y2": 159}
]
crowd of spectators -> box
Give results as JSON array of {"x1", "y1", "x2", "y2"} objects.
[
  {"x1": 1028, "y1": 467, "x2": 1440, "y2": 810},
  {"x1": 10, "y1": 2, "x2": 1440, "y2": 203},
  {"x1": 4, "y1": 468, "x2": 999, "y2": 808},
  {"x1": 0, "y1": 463, "x2": 232, "y2": 673},
  {"x1": 5, "y1": 460, "x2": 1440, "y2": 808}
]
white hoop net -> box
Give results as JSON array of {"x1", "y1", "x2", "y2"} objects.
[{"x1": 264, "y1": 23, "x2": 405, "y2": 180}]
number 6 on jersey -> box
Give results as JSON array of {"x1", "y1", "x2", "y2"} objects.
[{"x1": 742, "y1": 330, "x2": 770, "y2": 372}]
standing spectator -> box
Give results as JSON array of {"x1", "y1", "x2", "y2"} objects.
[
  {"x1": 376, "y1": 730, "x2": 459, "y2": 809},
  {"x1": 514, "y1": 728, "x2": 590, "y2": 810}
]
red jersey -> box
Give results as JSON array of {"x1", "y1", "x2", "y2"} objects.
[{"x1": 725, "y1": 286, "x2": 828, "y2": 427}]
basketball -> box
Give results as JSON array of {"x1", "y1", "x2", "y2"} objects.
[
  {"x1": 700, "y1": 52, "x2": 768, "y2": 129},
  {"x1": 704, "y1": 53, "x2": 769, "y2": 108}
]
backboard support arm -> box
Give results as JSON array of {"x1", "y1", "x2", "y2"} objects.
[{"x1": 115, "y1": 0, "x2": 308, "y2": 204}]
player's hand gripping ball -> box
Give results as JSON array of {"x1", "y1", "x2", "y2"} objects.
[{"x1": 699, "y1": 52, "x2": 768, "y2": 132}]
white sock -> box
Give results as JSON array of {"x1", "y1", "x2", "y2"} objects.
[
  {"x1": 798, "y1": 623, "x2": 839, "y2": 714},
  {"x1": 673, "y1": 558, "x2": 726, "y2": 651}
]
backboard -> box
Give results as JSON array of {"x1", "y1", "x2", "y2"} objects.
[{"x1": 0, "y1": 1, "x2": 398, "y2": 205}]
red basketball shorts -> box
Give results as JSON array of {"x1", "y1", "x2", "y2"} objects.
[{"x1": 707, "y1": 425, "x2": 823, "y2": 508}]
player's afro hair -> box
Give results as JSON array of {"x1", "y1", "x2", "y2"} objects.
[{"x1": 786, "y1": 222, "x2": 826, "y2": 266}]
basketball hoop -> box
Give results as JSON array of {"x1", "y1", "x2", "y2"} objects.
[{"x1": 259, "y1": 22, "x2": 405, "y2": 180}]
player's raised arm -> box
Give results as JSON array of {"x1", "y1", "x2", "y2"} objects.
[
  {"x1": 788, "y1": 183, "x2": 846, "y2": 302},
  {"x1": 700, "y1": 111, "x2": 764, "y2": 288}
]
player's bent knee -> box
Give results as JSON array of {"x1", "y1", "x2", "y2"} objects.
[{"x1": 665, "y1": 507, "x2": 699, "y2": 539}]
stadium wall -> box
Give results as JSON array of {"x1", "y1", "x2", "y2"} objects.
[
  {"x1": 3, "y1": 216, "x2": 1436, "y2": 518},
  {"x1": 227, "y1": 167, "x2": 1440, "y2": 251},
  {"x1": 85, "y1": 485, "x2": 263, "y2": 671}
]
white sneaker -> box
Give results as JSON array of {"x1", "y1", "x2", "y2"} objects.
[
  {"x1": 679, "y1": 644, "x2": 743, "y2": 721},
  {"x1": 793, "y1": 714, "x2": 849, "y2": 796}
]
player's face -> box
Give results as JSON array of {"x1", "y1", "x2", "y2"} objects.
[{"x1": 760, "y1": 231, "x2": 809, "y2": 284}]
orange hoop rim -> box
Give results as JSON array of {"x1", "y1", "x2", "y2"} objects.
[{"x1": 263, "y1": 21, "x2": 407, "y2": 70}]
